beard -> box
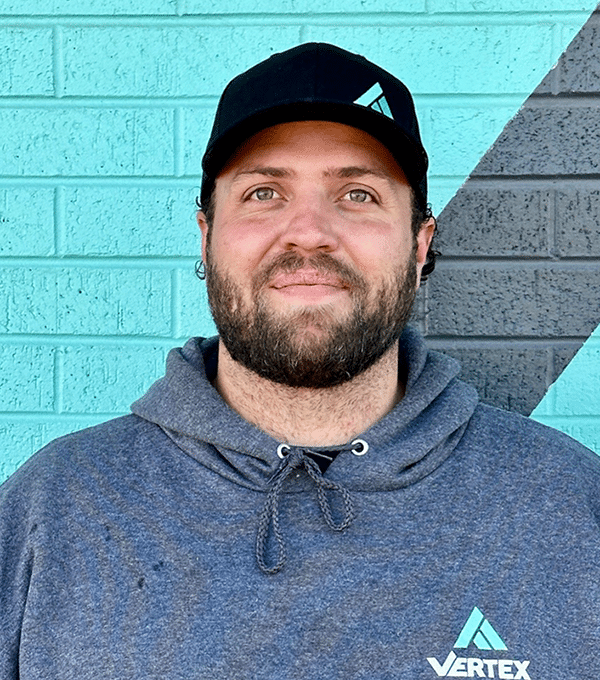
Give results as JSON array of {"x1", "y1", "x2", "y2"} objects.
[{"x1": 205, "y1": 246, "x2": 418, "y2": 389}]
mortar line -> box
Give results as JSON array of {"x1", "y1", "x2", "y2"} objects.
[
  {"x1": 529, "y1": 414, "x2": 600, "y2": 423},
  {"x1": 549, "y1": 185, "x2": 558, "y2": 258},
  {"x1": 549, "y1": 364, "x2": 558, "y2": 414},
  {"x1": 0, "y1": 177, "x2": 205, "y2": 187},
  {"x1": 426, "y1": 335, "x2": 590, "y2": 344},
  {"x1": 550, "y1": 22, "x2": 561, "y2": 97},
  {"x1": 423, "y1": 280, "x2": 430, "y2": 336},
  {"x1": 0, "y1": 93, "x2": 527, "y2": 107},
  {"x1": 53, "y1": 185, "x2": 65, "y2": 255},
  {"x1": 174, "y1": 107, "x2": 184, "y2": 177},
  {"x1": 54, "y1": 346, "x2": 64, "y2": 414},
  {"x1": 52, "y1": 24, "x2": 64, "y2": 98},
  {"x1": 171, "y1": 269, "x2": 181, "y2": 339},
  {"x1": 0, "y1": 335, "x2": 184, "y2": 346},
  {"x1": 0, "y1": 256, "x2": 198, "y2": 268},
  {"x1": 546, "y1": 345, "x2": 555, "y2": 399},
  {"x1": 0, "y1": 12, "x2": 593, "y2": 27},
  {"x1": 0, "y1": 412, "x2": 123, "y2": 421}
]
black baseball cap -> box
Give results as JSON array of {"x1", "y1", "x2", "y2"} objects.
[{"x1": 200, "y1": 42, "x2": 428, "y2": 212}]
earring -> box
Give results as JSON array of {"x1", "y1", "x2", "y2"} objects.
[{"x1": 195, "y1": 260, "x2": 206, "y2": 280}]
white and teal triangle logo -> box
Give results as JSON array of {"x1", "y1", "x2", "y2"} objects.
[
  {"x1": 426, "y1": 607, "x2": 530, "y2": 678},
  {"x1": 454, "y1": 607, "x2": 507, "y2": 651},
  {"x1": 353, "y1": 82, "x2": 393, "y2": 119}
]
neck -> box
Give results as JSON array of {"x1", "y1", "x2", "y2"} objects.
[{"x1": 213, "y1": 341, "x2": 404, "y2": 447}]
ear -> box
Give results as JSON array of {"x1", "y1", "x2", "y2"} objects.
[
  {"x1": 196, "y1": 210, "x2": 209, "y2": 263},
  {"x1": 414, "y1": 216, "x2": 436, "y2": 288}
]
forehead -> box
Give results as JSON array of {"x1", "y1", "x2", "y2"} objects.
[{"x1": 217, "y1": 120, "x2": 409, "y2": 184}]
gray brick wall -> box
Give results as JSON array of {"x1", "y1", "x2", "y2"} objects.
[{"x1": 419, "y1": 8, "x2": 600, "y2": 415}]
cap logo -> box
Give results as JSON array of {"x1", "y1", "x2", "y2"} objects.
[{"x1": 353, "y1": 82, "x2": 393, "y2": 119}]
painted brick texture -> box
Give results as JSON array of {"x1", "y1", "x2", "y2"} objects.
[
  {"x1": 0, "y1": 28, "x2": 53, "y2": 95},
  {"x1": 1, "y1": 2, "x2": 599, "y2": 481},
  {"x1": 0, "y1": 109, "x2": 175, "y2": 176},
  {"x1": 429, "y1": 8, "x2": 600, "y2": 441}
]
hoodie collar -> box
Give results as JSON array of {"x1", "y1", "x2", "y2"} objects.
[{"x1": 131, "y1": 327, "x2": 478, "y2": 492}]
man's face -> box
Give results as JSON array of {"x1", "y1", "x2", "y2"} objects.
[{"x1": 199, "y1": 120, "x2": 434, "y2": 388}]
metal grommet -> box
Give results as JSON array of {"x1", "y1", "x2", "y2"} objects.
[
  {"x1": 350, "y1": 439, "x2": 369, "y2": 456},
  {"x1": 277, "y1": 444, "x2": 291, "y2": 459}
]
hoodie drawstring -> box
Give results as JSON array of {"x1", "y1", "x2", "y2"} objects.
[{"x1": 256, "y1": 444, "x2": 364, "y2": 575}]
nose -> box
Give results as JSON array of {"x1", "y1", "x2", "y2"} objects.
[{"x1": 277, "y1": 197, "x2": 339, "y2": 255}]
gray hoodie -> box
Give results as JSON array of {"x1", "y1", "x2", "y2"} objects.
[{"x1": 1, "y1": 327, "x2": 599, "y2": 679}]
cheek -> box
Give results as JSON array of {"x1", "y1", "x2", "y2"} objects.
[
  {"x1": 215, "y1": 217, "x2": 281, "y2": 266},
  {"x1": 347, "y1": 229, "x2": 412, "y2": 272}
]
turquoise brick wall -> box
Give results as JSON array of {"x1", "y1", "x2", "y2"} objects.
[
  {"x1": 532, "y1": 326, "x2": 600, "y2": 453},
  {"x1": 0, "y1": 1, "x2": 598, "y2": 481}
]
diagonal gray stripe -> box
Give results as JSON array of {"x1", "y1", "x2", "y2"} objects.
[{"x1": 415, "y1": 6, "x2": 600, "y2": 416}]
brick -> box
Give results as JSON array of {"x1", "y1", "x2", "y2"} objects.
[
  {"x1": 530, "y1": 418, "x2": 600, "y2": 455},
  {"x1": 428, "y1": 0, "x2": 596, "y2": 9},
  {"x1": 427, "y1": 180, "x2": 461, "y2": 216},
  {"x1": 474, "y1": 105, "x2": 600, "y2": 176},
  {"x1": 408, "y1": 288, "x2": 427, "y2": 336},
  {"x1": 553, "y1": 339, "x2": 600, "y2": 414},
  {"x1": 425, "y1": 105, "x2": 518, "y2": 178},
  {"x1": 436, "y1": 186, "x2": 551, "y2": 256},
  {"x1": 0, "y1": 418, "x2": 106, "y2": 484},
  {"x1": 0, "y1": 28, "x2": 53, "y2": 95},
  {"x1": 0, "y1": 268, "x2": 57, "y2": 334},
  {"x1": 183, "y1": 106, "x2": 220, "y2": 177},
  {"x1": 434, "y1": 345, "x2": 549, "y2": 414},
  {"x1": 558, "y1": 16, "x2": 600, "y2": 93},
  {"x1": 556, "y1": 188, "x2": 600, "y2": 255},
  {"x1": 0, "y1": 0, "x2": 177, "y2": 13},
  {"x1": 0, "y1": 345, "x2": 54, "y2": 411},
  {"x1": 427, "y1": 265, "x2": 600, "y2": 337},
  {"x1": 0, "y1": 108, "x2": 173, "y2": 176},
  {"x1": 0, "y1": 267, "x2": 171, "y2": 335},
  {"x1": 176, "y1": 267, "x2": 217, "y2": 340},
  {"x1": 61, "y1": 344, "x2": 168, "y2": 413},
  {"x1": 63, "y1": 27, "x2": 302, "y2": 96},
  {"x1": 58, "y1": 269, "x2": 172, "y2": 335},
  {"x1": 304, "y1": 25, "x2": 553, "y2": 94},
  {"x1": 553, "y1": 343, "x2": 581, "y2": 381},
  {"x1": 184, "y1": 0, "x2": 425, "y2": 11},
  {"x1": 0, "y1": 188, "x2": 54, "y2": 255},
  {"x1": 62, "y1": 187, "x2": 200, "y2": 256},
  {"x1": 534, "y1": 68, "x2": 557, "y2": 95}
]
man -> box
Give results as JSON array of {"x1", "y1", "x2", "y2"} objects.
[{"x1": 1, "y1": 43, "x2": 599, "y2": 679}]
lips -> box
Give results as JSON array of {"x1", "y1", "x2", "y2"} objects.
[{"x1": 270, "y1": 270, "x2": 347, "y2": 289}]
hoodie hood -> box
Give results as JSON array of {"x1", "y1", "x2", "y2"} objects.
[{"x1": 131, "y1": 327, "x2": 478, "y2": 494}]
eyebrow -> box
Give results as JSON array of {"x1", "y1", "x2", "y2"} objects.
[
  {"x1": 232, "y1": 166, "x2": 293, "y2": 180},
  {"x1": 232, "y1": 165, "x2": 396, "y2": 183},
  {"x1": 329, "y1": 165, "x2": 395, "y2": 182}
]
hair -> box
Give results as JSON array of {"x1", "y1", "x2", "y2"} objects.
[{"x1": 196, "y1": 182, "x2": 438, "y2": 281}]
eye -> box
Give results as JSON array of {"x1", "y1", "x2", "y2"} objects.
[
  {"x1": 343, "y1": 189, "x2": 375, "y2": 203},
  {"x1": 249, "y1": 187, "x2": 280, "y2": 201}
]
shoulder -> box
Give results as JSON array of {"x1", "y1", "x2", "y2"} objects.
[
  {"x1": 0, "y1": 415, "x2": 159, "y2": 511},
  {"x1": 460, "y1": 403, "x2": 600, "y2": 497},
  {"x1": 469, "y1": 402, "x2": 596, "y2": 458}
]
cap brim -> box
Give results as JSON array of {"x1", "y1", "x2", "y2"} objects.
[{"x1": 201, "y1": 102, "x2": 427, "y2": 208}]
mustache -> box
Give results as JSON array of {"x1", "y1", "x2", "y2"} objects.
[{"x1": 253, "y1": 252, "x2": 366, "y2": 295}]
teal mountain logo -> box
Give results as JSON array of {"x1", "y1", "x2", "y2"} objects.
[
  {"x1": 353, "y1": 83, "x2": 392, "y2": 119},
  {"x1": 454, "y1": 606, "x2": 507, "y2": 651},
  {"x1": 426, "y1": 607, "x2": 530, "y2": 678}
]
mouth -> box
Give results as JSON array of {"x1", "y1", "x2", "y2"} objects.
[{"x1": 270, "y1": 270, "x2": 348, "y2": 290}]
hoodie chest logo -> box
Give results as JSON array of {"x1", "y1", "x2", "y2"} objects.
[{"x1": 426, "y1": 607, "x2": 531, "y2": 678}]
